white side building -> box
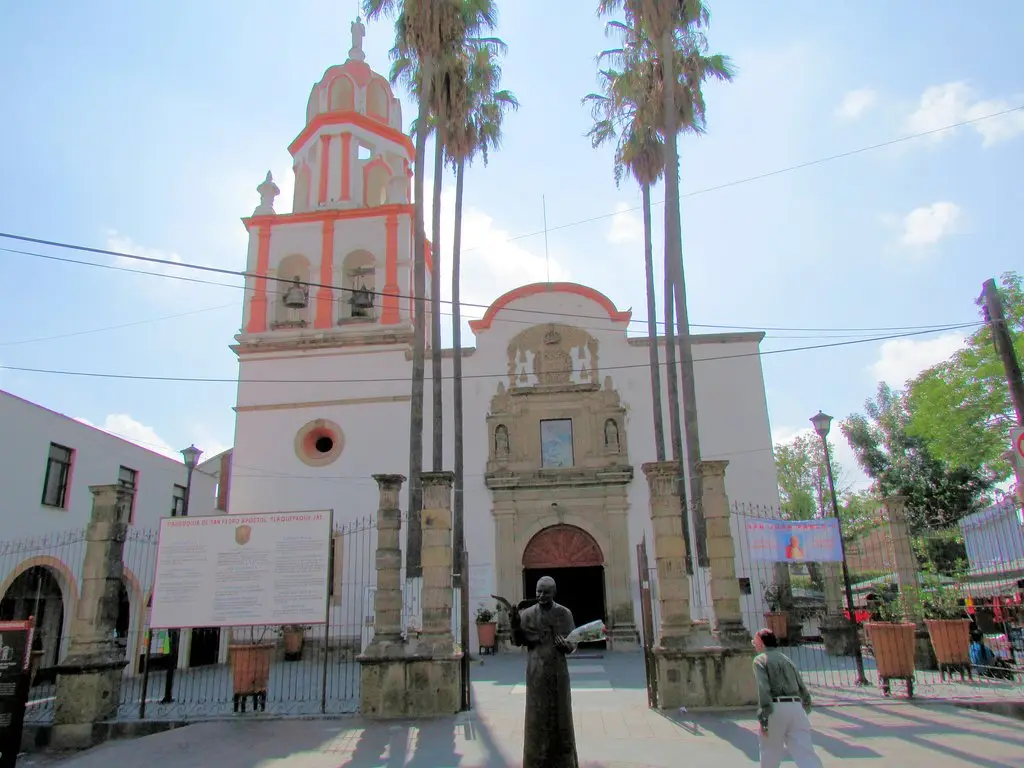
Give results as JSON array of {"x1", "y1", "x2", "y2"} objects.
[
  {"x1": 0, "y1": 389, "x2": 220, "y2": 672},
  {"x1": 226, "y1": 21, "x2": 781, "y2": 652}
]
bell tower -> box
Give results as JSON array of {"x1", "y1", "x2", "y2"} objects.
[{"x1": 235, "y1": 17, "x2": 426, "y2": 348}]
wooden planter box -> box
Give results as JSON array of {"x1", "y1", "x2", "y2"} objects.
[
  {"x1": 230, "y1": 643, "x2": 274, "y2": 712},
  {"x1": 865, "y1": 622, "x2": 916, "y2": 697},
  {"x1": 763, "y1": 612, "x2": 788, "y2": 640},
  {"x1": 282, "y1": 628, "x2": 305, "y2": 661},
  {"x1": 925, "y1": 619, "x2": 971, "y2": 679},
  {"x1": 477, "y1": 621, "x2": 497, "y2": 653}
]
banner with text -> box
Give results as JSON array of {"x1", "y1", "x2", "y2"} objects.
[
  {"x1": 746, "y1": 518, "x2": 843, "y2": 562},
  {"x1": 150, "y1": 510, "x2": 333, "y2": 629}
]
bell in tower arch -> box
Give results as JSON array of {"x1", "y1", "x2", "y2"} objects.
[
  {"x1": 283, "y1": 276, "x2": 309, "y2": 309},
  {"x1": 349, "y1": 284, "x2": 374, "y2": 318}
]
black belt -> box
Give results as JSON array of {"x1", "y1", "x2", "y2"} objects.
[{"x1": 773, "y1": 696, "x2": 800, "y2": 702}]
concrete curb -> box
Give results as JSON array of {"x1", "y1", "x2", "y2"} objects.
[{"x1": 951, "y1": 700, "x2": 1024, "y2": 721}]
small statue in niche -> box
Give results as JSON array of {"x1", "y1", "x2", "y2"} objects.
[
  {"x1": 494, "y1": 425, "x2": 510, "y2": 459},
  {"x1": 604, "y1": 418, "x2": 620, "y2": 453}
]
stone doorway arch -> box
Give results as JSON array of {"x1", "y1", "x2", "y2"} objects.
[
  {"x1": 522, "y1": 524, "x2": 604, "y2": 569},
  {"x1": 522, "y1": 525, "x2": 606, "y2": 648}
]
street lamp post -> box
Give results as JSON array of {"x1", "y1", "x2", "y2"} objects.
[
  {"x1": 162, "y1": 444, "x2": 203, "y2": 704},
  {"x1": 810, "y1": 411, "x2": 868, "y2": 686}
]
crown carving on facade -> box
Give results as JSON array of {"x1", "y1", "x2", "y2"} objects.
[{"x1": 543, "y1": 325, "x2": 561, "y2": 346}]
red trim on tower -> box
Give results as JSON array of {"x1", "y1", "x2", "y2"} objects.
[
  {"x1": 340, "y1": 133, "x2": 352, "y2": 201},
  {"x1": 318, "y1": 134, "x2": 332, "y2": 205},
  {"x1": 290, "y1": 110, "x2": 415, "y2": 157},
  {"x1": 242, "y1": 203, "x2": 414, "y2": 230},
  {"x1": 468, "y1": 282, "x2": 633, "y2": 333},
  {"x1": 382, "y1": 213, "x2": 400, "y2": 324}
]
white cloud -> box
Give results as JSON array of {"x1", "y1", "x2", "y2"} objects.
[
  {"x1": 904, "y1": 81, "x2": 1024, "y2": 147},
  {"x1": 607, "y1": 202, "x2": 644, "y2": 244},
  {"x1": 106, "y1": 230, "x2": 190, "y2": 281},
  {"x1": 835, "y1": 88, "x2": 877, "y2": 120},
  {"x1": 424, "y1": 181, "x2": 570, "y2": 334},
  {"x1": 870, "y1": 331, "x2": 966, "y2": 387},
  {"x1": 74, "y1": 413, "x2": 180, "y2": 460},
  {"x1": 899, "y1": 201, "x2": 962, "y2": 247}
]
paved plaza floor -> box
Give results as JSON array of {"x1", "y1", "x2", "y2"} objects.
[{"x1": 22, "y1": 653, "x2": 1024, "y2": 767}]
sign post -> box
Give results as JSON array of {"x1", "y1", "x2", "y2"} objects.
[{"x1": 0, "y1": 619, "x2": 34, "y2": 768}]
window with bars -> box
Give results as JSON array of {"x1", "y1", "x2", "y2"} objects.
[
  {"x1": 41, "y1": 443, "x2": 74, "y2": 508},
  {"x1": 171, "y1": 484, "x2": 187, "y2": 517}
]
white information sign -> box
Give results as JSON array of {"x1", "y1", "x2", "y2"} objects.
[
  {"x1": 149, "y1": 510, "x2": 333, "y2": 630},
  {"x1": 1012, "y1": 427, "x2": 1024, "y2": 468}
]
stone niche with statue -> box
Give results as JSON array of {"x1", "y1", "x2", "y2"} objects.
[{"x1": 484, "y1": 322, "x2": 639, "y2": 649}]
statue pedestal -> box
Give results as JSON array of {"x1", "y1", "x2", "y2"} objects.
[
  {"x1": 821, "y1": 615, "x2": 859, "y2": 657},
  {"x1": 653, "y1": 644, "x2": 757, "y2": 709},
  {"x1": 358, "y1": 641, "x2": 462, "y2": 718}
]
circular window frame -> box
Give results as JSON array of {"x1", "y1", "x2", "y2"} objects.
[{"x1": 294, "y1": 418, "x2": 345, "y2": 467}]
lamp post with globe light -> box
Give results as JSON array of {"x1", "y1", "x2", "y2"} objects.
[
  {"x1": 810, "y1": 411, "x2": 868, "y2": 686},
  {"x1": 162, "y1": 444, "x2": 203, "y2": 704}
]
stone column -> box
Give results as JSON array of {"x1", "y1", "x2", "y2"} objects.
[
  {"x1": 642, "y1": 462, "x2": 691, "y2": 647},
  {"x1": 51, "y1": 485, "x2": 132, "y2": 749},
  {"x1": 371, "y1": 474, "x2": 405, "y2": 647},
  {"x1": 419, "y1": 471, "x2": 456, "y2": 652},
  {"x1": 698, "y1": 461, "x2": 749, "y2": 646},
  {"x1": 884, "y1": 495, "x2": 922, "y2": 623}
]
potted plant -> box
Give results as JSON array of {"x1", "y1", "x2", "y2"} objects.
[
  {"x1": 280, "y1": 624, "x2": 309, "y2": 661},
  {"x1": 229, "y1": 626, "x2": 274, "y2": 712},
  {"x1": 864, "y1": 592, "x2": 917, "y2": 696},
  {"x1": 763, "y1": 582, "x2": 792, "y2": 640},
  {"x1": 920, "y1": 570, "x2": 970, "y2": 675},
  {"x1": 475, "y1": 604, "x2": 498, "y2": 653}
]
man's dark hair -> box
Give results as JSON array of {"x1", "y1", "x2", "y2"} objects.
[{"x1": 755, "y1": 628, "x2": 779, "y2": 648}]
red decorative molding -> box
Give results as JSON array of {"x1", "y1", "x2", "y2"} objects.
[
  {"x1": 522, "y1": 525, "x2": 604, "y2": 569},
  {"x1": 469, "y1": 282, "x2": 632, "y2": 333}
]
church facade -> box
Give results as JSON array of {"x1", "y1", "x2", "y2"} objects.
[{"x1": 227, "y1": 22, "x2": 780, "y2": 652}]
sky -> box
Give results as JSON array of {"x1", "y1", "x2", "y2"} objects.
[{"x1": 1, "y1": 1, "x2": 1022, "y2": 494}]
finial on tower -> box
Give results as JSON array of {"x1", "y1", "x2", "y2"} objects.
[
  {"x1": 254, "y1": 171, "x2": 280, "y2": 215},
  {"x1": 349, "y1": 16, "x2": 366, "y2": 62}
]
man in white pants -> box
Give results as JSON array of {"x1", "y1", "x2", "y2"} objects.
[{"x1": 752, "y1": 628, "x2": 823, "y2": 768}]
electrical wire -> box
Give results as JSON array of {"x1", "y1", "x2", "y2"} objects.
[
  {"x1": 0, "y1": 240, "x2": 978, "y2": 337},
  {"x1": 0, "y1": 321, "x2": 980, "y2": 385}
]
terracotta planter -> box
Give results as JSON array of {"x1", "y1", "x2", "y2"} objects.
[
  {"x1": 476, "y1": 621, "x2": 497, "y2": 649},
  {"x1": 230, "y1": 643, "x2": 274, "y2": 696},
  {"x1": 282, "y1": 629, "x2": 305, "y2": 660},
  {"x1": 764, "y1": 612, "x2": 788, "y2": 639},
  {"x1": 924, "y1": 619, "x2": 971, "y2": 666},
  {"x1": 865, "y1": 622, "x2": 916, "y2": 679}
]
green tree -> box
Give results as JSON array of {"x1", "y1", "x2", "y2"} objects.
[
  {"x1": 907, "y1": 271, "x2": 1024, "y2": 482},
  {"x1": 841, "y1": 382, "x2": 994, "y2": 532},
  {"x1": 596, "y1": 0, "x2": 733, "y2": 565}
]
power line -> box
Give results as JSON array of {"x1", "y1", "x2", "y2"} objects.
[
  {"x1": 457, "y1": 103, "x2": 1024, "y2": 250},
  {"x1": 0, "y1": 322, "x2": 979, "y2": 385},
  {"x1": 0, "y1": 304, "x2": 235, "y2": 347},
  {"x1": 0, "y1": 241, "x2": 978, "y2": 336}
]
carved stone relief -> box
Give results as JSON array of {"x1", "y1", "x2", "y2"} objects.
[{"x1": 506, "y1": 323, "x2": 599, "y2": 390}]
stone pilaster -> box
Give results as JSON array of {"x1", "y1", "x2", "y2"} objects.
[
  {"x1": 698, "y1": 460, "x2": 749, "y2": 646},
  {"x1": 371, "y1": 474, "x2": 404, "y2": 646},
  {"x1": 642, "y1": 462, "x2": 691, "y2": 647},
  {"x1": 51, "y1": 485, "x2": 131, "y2": 749},
  {"x1": 883, "y1": 495, "x2": 921, "y2": 623},
  {"x1": 419, "y1": 471, "x2": 456, "y2": 652}
]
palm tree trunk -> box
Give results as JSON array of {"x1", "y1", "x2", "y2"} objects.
[
  {"x1": 663, "y1": 260, "x2": 692, "y2": 574},
  {"x1": 451, "y1": 156, "x2": 466, "y2": 574},
  {"x1": 406, "y1": 56, "x2": 433, "y2": 578},
  {"x1": 660, "y1": 27, "x2": 706, "y2": 568},
  {"x1": 430, "y1": 115, "x2": 445, "y2": 472},
  {"x1": 642, "y1": 183, "x2": 665, "y2": 462}
]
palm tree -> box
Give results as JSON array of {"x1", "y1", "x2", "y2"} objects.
[
  {"x1": 365, "y1": 0, "x2": 497, "y2": 573},
  {"x1": 584, "y1": 36, "x2": 668, "y2": 465},
  {"x1": 597, "y1": 0, "x2": 732, "y2": 567},
  {"x1": 446, "y1": 44, "x2": 518, "y2": 574}
]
